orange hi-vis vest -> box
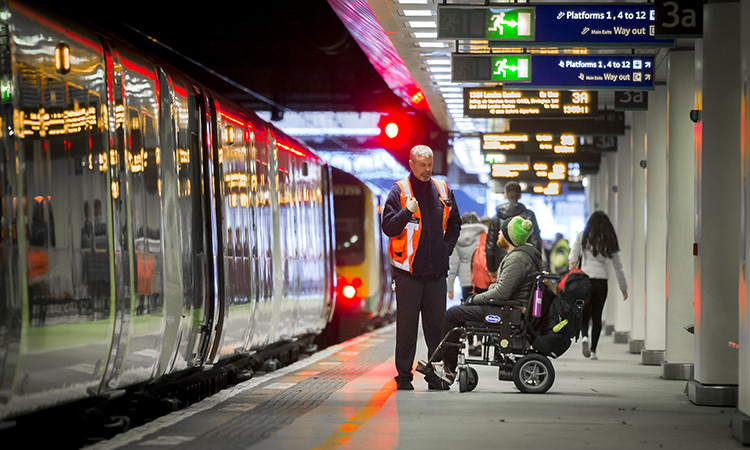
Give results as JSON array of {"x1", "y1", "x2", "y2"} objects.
[{"x1": 388, "y1": 177, "x2": 451, "y2": 272}]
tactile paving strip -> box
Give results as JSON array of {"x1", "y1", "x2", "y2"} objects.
[{"x1": 180, "y1": 337, "x2": 394, "y2": 450}]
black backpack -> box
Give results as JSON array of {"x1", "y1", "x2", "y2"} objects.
[{"x1": 530, "y1": 271, "x2": 592, "y2": 358}]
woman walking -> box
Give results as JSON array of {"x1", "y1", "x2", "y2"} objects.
[{"x1": 569, "y1": 211, "x2": 628, "y2": 360}]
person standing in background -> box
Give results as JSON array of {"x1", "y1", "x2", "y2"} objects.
[
  {"x1": 486, "y1": 181, "x2": 542, "y2": 280},
  {"x1": 382, "y1": 145, "x2": 462, "y2": 390},
  {"x1": 569, "y1": 210, "x2": 628, "y2": 361},
  {"x1": 447, "y1": 212, "x2": 485, "y2": 302},
  {"x1": 549, "y1": 232, "x2": 571, "y2": 274}
]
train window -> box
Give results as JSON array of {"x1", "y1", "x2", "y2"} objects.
[{"x1": 333, "y1": 182, "x2": 365, "y2": 266}]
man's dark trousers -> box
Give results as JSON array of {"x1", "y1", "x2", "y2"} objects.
[
  {"x1": 394, "y1": 271, "x2": 446, "y2": 382},
  {"x1": 433, "y1": 304, "x2": 503, "y2": 372}
]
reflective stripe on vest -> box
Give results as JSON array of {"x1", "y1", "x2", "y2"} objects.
[{"x1": 388, "y1": 177, "x2": 451, "y2": 272}]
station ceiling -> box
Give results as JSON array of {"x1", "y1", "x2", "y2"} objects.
[{"x1": 52, "y1": 0, "x2": 689, "y2": 180}]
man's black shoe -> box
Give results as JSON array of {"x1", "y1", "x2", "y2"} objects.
[
  {"x1": 428, "y1": 379, "x2": 449, "y2": 390},
  {"x1": 396, "y1": 379, "x2": 414, "y2": 390}
]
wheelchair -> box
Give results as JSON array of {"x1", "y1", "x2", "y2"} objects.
[{"x1": 418, "y1": 272, "x2": 561, "y2": 394}]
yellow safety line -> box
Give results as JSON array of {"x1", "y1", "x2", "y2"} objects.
[{"x1": 310, "y1": 379, "x2": 397, "y2": 450}]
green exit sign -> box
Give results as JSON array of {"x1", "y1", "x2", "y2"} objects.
[
  {"x1": 486, "y1": 8, "x2": 534, "y2": 39},
  {"x1": 491, "y1": 55, "x2": 531, "y2": 82}
]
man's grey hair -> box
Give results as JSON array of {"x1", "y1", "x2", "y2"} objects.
[{"x1": 410, "y1": 145, "x2": 433, "y2": 160}]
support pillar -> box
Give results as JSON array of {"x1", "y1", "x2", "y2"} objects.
[
  {"x1": 643, "y1": 85, "x2": 668, "y2": 366},
  {"x1": 735, "y1": 0, "x2": 750, "y2": 444},
  {"x1": 614, "y1": 128, "x2": 633, "y2": 343},
  {"x1": 690, "y1": 0, "x2": 740, "y2": 407},
  {"x1": 663, "y1": 49, "x2": 696, "y2": 381},
  {"x1": 630, "y1": 111, "x2": 647, "y2": 354}
]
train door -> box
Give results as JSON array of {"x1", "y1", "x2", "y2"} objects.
[
  {"x1": 101, "y1": 41, "x2": 171, "y2": 390},
  {"x1": 178, "y1": 87, "x2": 213, "y2": 367},
  {"x1": 154, "y1": 67, "x2": 189, "y2": 375},
  {"x1": 321, "y1": 164, "x2": 336, "y2": 324},
  {"x1": 195, "y1": 93, "x2": 225, "y2": 364},
  {"x1": 0, "y1": 4, "x2": 116, "y2": 417},
  {"x1": 248, "y1": 125, "x2": 274, "y2": 348},
  {"x1": 214, "y1": 108, "x2": 255, "y2": 354},
  {"x1": 165, "y1": 75, "x2": 208, "y2": 371},
  {"x1": 0, "y1": 10, "x2": 17, "y2": 409}
]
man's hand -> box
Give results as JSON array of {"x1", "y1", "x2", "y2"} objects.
[
  {"x1": 406, "y1": 197, "x2": 418, "y2": 213},
  {"x1": 462, "y1": 293, "x2": 475, "y2": 305}
]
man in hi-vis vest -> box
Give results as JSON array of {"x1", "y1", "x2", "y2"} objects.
[{"x1": 382, "y1": 145, "x2": 461, "y2": 390}]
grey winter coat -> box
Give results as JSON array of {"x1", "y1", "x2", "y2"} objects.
[
  {"x1": 471, "y1": 244, "x2": 542, "y2": 308},
  {"x1": 448, "y1": 223, "x2": 487, "y2": 289}
]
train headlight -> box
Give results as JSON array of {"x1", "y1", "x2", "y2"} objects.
[
  {"x1": 342, "y1": 285, "x2": 357, "y2": 299},
  {"x1": 337, "y1": 276, "x2": 363, "y2": 308}
]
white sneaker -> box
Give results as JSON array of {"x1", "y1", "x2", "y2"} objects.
[
  {"x1": 591, "y1": 352, "x2": 598, "y2": 360},
  {"x1": 430, "y1": 361, "x2": 456, "y2": 385},
  {"x1": 581, "y1": 337, "x2": 591, "y2": 358}
]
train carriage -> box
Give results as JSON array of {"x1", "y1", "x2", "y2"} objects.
[
  {"x1": 0, "y1": 1, "x2": 336, "y2": 422},
  {"x1": 317, "y1": 167, "x2": 395, "y2": 345}
]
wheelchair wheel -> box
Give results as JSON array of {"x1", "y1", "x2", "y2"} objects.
[
  {"x1": 458, "y1": 367, "x2": 479, "y2": 393},
  {"x1": 512, "y1": 353, "x2": 555, "y2": 394}
]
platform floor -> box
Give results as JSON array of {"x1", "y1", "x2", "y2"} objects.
[{"x1": 87, "y1": 323, "x2": 743, "y2": 450}]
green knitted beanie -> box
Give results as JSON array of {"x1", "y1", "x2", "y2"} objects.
[{"x1": 502, "y1": 216, "x2": 533, "y2": 247}]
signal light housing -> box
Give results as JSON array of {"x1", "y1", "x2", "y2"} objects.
[
  {"x1": 375, "y1": 110, "x2": 449, "y2": 174},
  {"x1": 377, "y1": 111, "x2": 417, "y2": 151}
]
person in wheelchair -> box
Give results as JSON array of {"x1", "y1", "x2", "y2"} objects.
[{"x1": 418, "y1": 215, "x2": 542, "y2": 386}]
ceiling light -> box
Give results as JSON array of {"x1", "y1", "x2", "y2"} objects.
[
  {"x1": 439, "y1": 87, "x2": 461, "y2": 92},
  {"x1": 408, "y1": 21, "x2": 436, "y2": 28},
  {"x1": 445, "y1": 98, "x2": 463, "y2": 104},
  {"x1": 425, "y1": 59, "x2": 451, "y2": 65},
  {"x1": 427, "y1": 66, "x2": 451, "y2": 72},
  {"x1": 402, "y1": 10, "x2": 432, "y2": 17},
  {"x1": 442, "y1": 93, "x2": 462, "y2": 98},
  {"x1": 414, "y1": 32, "x2": 438, "y2": 39},
  {"x1": 418, "y1": 42, "x2": 446, "y2": 48},
  {"x1": 397, "y1": 0, "x2": 428, "y2": 3},
  {"x1": 431, "y1": 73, "x2": 451, "y2": 80}
]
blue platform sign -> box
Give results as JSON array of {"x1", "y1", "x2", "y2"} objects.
[
  {"x1": 452, "y1": 54, "x2": 655, "y2": 90},
  {"x1": 438, "y1": 3, "x2": 674, "y2": 46}
]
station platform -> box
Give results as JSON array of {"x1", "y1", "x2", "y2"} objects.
[{"x1": 88, "y1": 323, "x2": 743, "y2": 450}]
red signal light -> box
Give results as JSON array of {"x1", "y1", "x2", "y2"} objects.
[
  {"x1": 383, "y1": 121, "x2": 400, "y2": 139},
  {"x1": 377, "y1": 112, "x2": 413, "y2": 150},
  {"x1": 336, "y1": 276, "x2": 362, "y2": 309}
]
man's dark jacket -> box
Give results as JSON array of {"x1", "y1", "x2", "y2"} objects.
[
  {"x1": 382, "y1": 173, "x2": 462, "y2": 277},
  {"x1": 485, "y1": 201, "x2": 542, "y2": 274}
]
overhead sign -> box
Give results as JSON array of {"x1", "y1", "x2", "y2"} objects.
[
  {"x1": 488, "y1": 154, "x2": 601, "y2": 181},
  {"x1": 464, "y1": 88, "x2": 597, "y2": 118},
  {"x1": 614, "y1": 91, "x2": 649, "y2": 110},
  {"x1": 452, "y1": 54, "x2": 655, "y2": 90},
  {"x1": 509, "y1": 111, "x2": 625, "y2": 135},
  {"x1": 482, "y1": 133, "x2": 578, "y2": 154},
  {"x1": 654, "y1": 0, "x2": 702, "y2": 38},
  {"x1": 437, "y1": 4, "x2": 674, "y2": 46}
]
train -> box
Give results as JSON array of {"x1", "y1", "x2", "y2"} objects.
[
  {"x1": 0, "y1": 1, "x2": 394, "y2": 439},
  {"x1": 317, "y1": 167, "x2": 396, "y2": 346}
]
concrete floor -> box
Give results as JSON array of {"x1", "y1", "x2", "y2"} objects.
[{"x1": 89, "y1": 323, "x2": 745, "y2": 450}]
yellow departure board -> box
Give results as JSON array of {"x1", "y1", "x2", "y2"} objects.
[{"x1": 464, "y1": 88, "x2": 597, "y2": 118}]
